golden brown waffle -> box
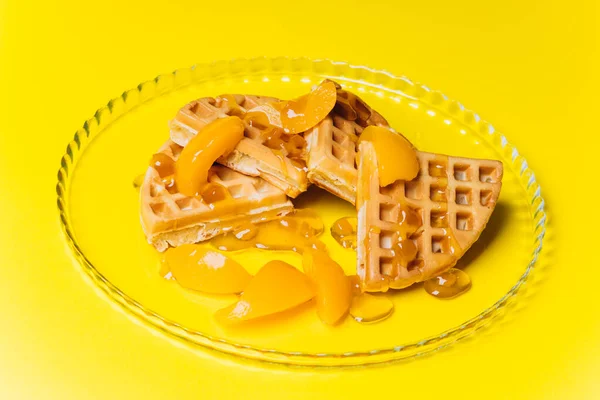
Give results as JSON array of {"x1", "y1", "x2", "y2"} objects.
[
  {"x1": 304, "y1": 100, "x2": 389, "y2": 205},
  {"x1": 169, "y1": 95, "x2": 308, "y2": 197},
  {"x1": 356, "y1": 141, "x2": 503, "y2": 292},
  {"x1": 140, "y1": 140, "x2": 294, "y2": 252}
]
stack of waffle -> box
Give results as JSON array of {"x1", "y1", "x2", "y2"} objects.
[
  {"x1": 140, "y1": 83, "x2": 502, "y2": 292},
  {"x1": 170, "y1": 95, "x2": 307, "y2": 197},
  {"x1": 140, "y1": 140, "x2": 293, "y2": 252}
]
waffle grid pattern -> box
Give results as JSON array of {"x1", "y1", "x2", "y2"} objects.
[
  {"x1": 329, "y1": 114, "x2": 362, "y2": 166},
  {"x1": 170, "y1": 95, "x2": 278, "y2": 145},
  {"x1": 170, "y1": 95, "x2": 308, "y2": 196},
  {"x1": 306, "y1": 113, "x2": 388, "y2": 204},
  {"x1": 357, "y1": 142, "x2": 502, "y2": 291}
]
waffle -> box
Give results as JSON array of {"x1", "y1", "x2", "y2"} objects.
[
  {"x1": 304, "y1": 95, "x2": 389, "y2": 205},
  {"x1": 140, "y1": 140, "x2": 294, "y2": 252},
  {"x1": 356, "y1": 141, "x2": 503, "y2": 292},
  {"x1": 169, "y1": 95, "x2": 308, "y2": 197}
]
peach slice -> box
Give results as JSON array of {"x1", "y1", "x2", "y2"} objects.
[
  {"x1": 149, "y1": 153, "x2": 176, "y2": 177},
  {"x1": 164, "y1": 245, "x2": 251, "y2": 294},
  {"x1": 358, "y1": 126, "x2": 419, "y2": 186},
  {"x1": 175, "y1": 116, "x2": 244, "y2": 196},
  {"x1": 215, "y1": 261, "x2": 314, "y2": 324},
  {"x1": 302, "y1": 250, "x2": 352, "y2": 325},
  {"x1": 280, "y1": 80, "x2": 337, "y2": 134}
]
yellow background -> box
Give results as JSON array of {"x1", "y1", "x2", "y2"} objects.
[{"x1": 0, "y1": 0, "x2": 597, "y2": 398}]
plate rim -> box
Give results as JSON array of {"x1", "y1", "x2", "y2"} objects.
[{"x1": 56, "y1": 56, "x2": 547, "y2": 366}]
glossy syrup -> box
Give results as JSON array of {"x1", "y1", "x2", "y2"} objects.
[
  {"x1": 199, "y1": 181, "x2": 230, "y2": 204},
  {"x1": 374, "y1": 205, "x2": 422, "y2": 270},
  {"x1": 232, "y1": 222, "x2": 258, "y2": 241},
  {"x1": 331, "y1": 217, "x2": 358, "y2": 249},
  {"x1": 220, "y1": 94, "x2": 245, "y2": 117},
  {"x1": 424, "y1": 268, "x2": 471, "y2": 299},
  {"x1": 150, "y1": 153, "x2": 176, "y2": 177},
  {"x1": 349, "y1": 293, "x2": 394, "y2": 323},
  {"x1": 211, "y1": 209, "x2": 325, "y2": 253},
  {"x1": 132, "y1": 174, "x2": 145, "y2": 189},
  {"x1": 347, "y1": 275, "x2": 394, "y2": 324},
  {"x1": 150, "y1": 153, "x2": 179, "y2": 193}
]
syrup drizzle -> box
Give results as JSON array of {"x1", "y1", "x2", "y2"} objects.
[
  {"x1": 211, "y1": 209, "x2": 325, "y2": 254},
  {"x1": 331, "y1": 217, "x2": 358, "y2": 249},
  {"x1": 424, "y1": 268, "x2": 471, "y2": 299}
]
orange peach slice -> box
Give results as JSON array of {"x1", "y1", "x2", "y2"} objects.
[
  {"x1": 280, "y1": 80, "x2": 337, "y2": 134},
  {"x1": 164, "y1": 245, "x2": 251, "y2": 294},
  {"x1": 302, "y1": 250, "x2": 352, "y2": 325},
  {"x1": 358, "y1": 126, "x2": 419, "y2": 186},
  {"x1": 215, "y1": 261, "x2": 314, "y2": 324},
  {"x1": 175, "y1": 116, "x2": 244, "y2": 196}
]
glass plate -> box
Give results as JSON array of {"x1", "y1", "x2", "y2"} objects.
[{"x1": 57, "y1": 57, "x2": 546, "y2": 366}]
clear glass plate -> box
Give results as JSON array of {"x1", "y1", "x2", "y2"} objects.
[{"x1": 57, "y1": 57, "x2": 546, "y2": 366}]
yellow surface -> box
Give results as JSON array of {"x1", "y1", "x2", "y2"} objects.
[
  {"x1": 0, "y1": 0, "x2": 597, "y2": 398},
  {"x1": 66, "y1": 65, "x2": 531, "y2": 360}
]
